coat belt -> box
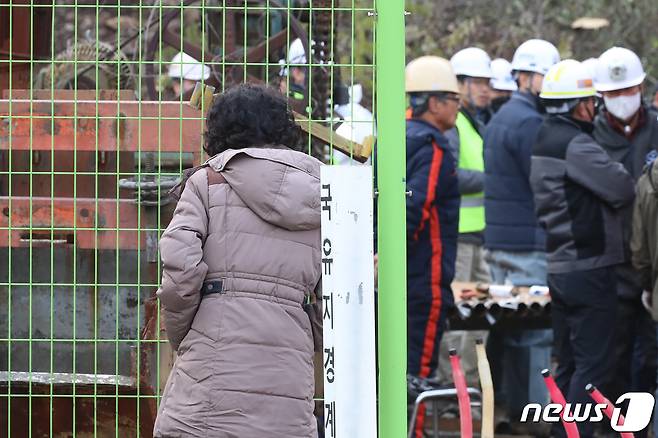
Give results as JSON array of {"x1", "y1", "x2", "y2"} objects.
[{"x1": 202, "y1": 280, "x2": 224, "y2": 297}]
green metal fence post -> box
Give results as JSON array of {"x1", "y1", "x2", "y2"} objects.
[{"x1": 375, "y1": 1, "x2": 407, "y2": 437}]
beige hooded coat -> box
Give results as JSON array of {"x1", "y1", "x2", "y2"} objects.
[{"x1": 153, "y1": 147, "x2": 322, "y2": 438}]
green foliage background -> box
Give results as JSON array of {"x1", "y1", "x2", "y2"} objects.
[{"x1": 341, "y1": 0, "x2": 658, "y2": 105}]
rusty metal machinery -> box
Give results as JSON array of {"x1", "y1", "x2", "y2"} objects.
[
  {"x1": 310, "y1": 0, "x2": 333, "y2": 120},
  {"x1": 0, "y1": 0, "x2": 52, "y2": 91},
  {"x1": 0, "y1": 1, "x2": 341, "y2": 435},
  {"x1": 0, "y1": 89, "x2": 206, "y2": 437},
  {"x1": 143, "y1": 0, "x2": 311, "y2": 103},
  {"x1": 35, "y1": 40, "x2": 135, "y2": 91}
]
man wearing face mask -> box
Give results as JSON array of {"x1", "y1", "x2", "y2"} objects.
[
  {"x1": 593, "y1": 47, "x2": 658, "y2": 424},
  {"x1": 489, "y1": 58, "x2": 517, "y2": 114},
  {"x1": 438, "y1": 47, "x2": 493, "y2": 389},
  {"x1": 483, "y1": 39, "x2": 559, "y2": 432},
  {"x1": 531, "y1": 59, "x2": 636, "y2": 438}
]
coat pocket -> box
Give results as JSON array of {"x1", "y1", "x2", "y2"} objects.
[{"x1": 189, "y1": 295, "x2": 223, "y2": 342}]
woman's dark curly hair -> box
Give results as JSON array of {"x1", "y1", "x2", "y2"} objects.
[{"x1": 203, "y1": 83, "x2": 302, "y2": 156}]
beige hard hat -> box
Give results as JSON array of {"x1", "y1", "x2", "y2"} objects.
[{"x1": 405, "y1": 56, "x2": 460, "y2": 94}]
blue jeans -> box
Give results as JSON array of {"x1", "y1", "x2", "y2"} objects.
[{"x1": 485, "y1": 250, "x2": 552, "y2": 418}]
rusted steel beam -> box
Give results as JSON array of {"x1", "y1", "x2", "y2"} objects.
[
  {"x1": 3, "y1": 89, "x2": 136, "y2": 101},
  {"x1": 0, "y1": 374, "x2": 155, "y2": 437},
  {"x1": 0, "y1": 92, "x2": 206, "y2": 153},
  {"x1": 0, "y1": 196, "x2": 155, "y2": 250}
]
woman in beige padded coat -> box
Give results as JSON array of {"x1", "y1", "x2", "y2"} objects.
[{"x1": 153, "y1": 84, "x2": 322, "y2": 437}]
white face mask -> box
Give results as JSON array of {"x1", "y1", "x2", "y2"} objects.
[{"x1": 604, "y1": 92, "x2": 641, "y2": 121}]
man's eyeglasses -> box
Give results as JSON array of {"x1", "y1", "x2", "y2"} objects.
[{"x1": 439, "y1": 94, "x2": 460, "y2": 103}]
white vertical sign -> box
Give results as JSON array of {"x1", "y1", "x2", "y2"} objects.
[{"x1": 320, "y1": 166, "x2": 377, "y2": 438}]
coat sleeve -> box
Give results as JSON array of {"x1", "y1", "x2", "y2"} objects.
[
  {"x1": 406, "y1": 151, "x2": 430, "y2": 238},
  {"x1": 631, "y1": 178, "x2": 653, "y2": 291},
  {"x1": 157, "y1": 170, "x2": 209, "y2": 351},
  {"x1": 446, "y1": 126, "x2": 483, "y2": 195},
  {"x1": 407, "y1": 144, "x2": 444, "y2": 239},
  {"x1": 565, "y1": 134, "x2": 636, "y2": 209},
  {"x1": 457, "y1": 169, "x2": 484, "y2": 195}
]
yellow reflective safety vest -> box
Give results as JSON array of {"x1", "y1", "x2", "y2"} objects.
[{"x1": 455, "y1": 111, "x2": 485, "y2": 233}]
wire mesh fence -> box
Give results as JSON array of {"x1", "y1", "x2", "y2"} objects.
[{"x1": 0, "y1": 0, "x2": 380, "y2": 435}]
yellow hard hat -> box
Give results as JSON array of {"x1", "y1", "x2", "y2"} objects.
[
  {"x1": 405, "y1": 56, "x2": 460, "y2": 94},
  {"x1": 540, "y1": 59, "x2": 596, "y2": 100}
]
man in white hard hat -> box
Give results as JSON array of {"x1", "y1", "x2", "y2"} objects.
[
  {"x1": 278, "y1": 38, "x2": 307, "y2": 101},
  {"x1": 483, "y1": 38, "x2": 559, "y2": 428},
  {"x1": 404, "y1": 55, "x2": 461, "y2": 438},
  {"x1": 531, "y1": 59, "x2": 635, "y2": 438},
  {"x1": 489, "y1": 58, "x2": 517, "y2": 113},
  {"x1": 168, "y1": 52, "x2": 210, "y2": 99},
  {"x1": 438, "y1": 47, "x2": 492, "y2": 389},
  {"x1": 592, "y1": 47, "x2": 658, "y2": 425}
]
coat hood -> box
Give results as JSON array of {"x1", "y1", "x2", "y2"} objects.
[{"x1": 207, "y1": 147, "x2": 322, "y2": 231}]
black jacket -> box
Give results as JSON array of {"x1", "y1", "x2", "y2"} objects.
[
  {"x1": 593, "y1": 106, "x2": 658, "y2": 298},
  {"x1": 530, "y1": 115, "x2": 635, "y2": 274}
]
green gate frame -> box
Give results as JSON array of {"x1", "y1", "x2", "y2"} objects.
[
  {"x1": 375, "y1": 0, "x2": 407, "y2": 437},
  {"x1": 1, "y1": 0, "x2": 409, "y2": 436}
]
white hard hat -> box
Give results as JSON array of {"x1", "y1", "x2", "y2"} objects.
[
  {"x1": 540, "y1": 59, "x2": 596, "y2": 99},
  {"x1": 287, "y1": 38, "x2": 307, "y2": 64},
  {"x1": 279, "y1": 38, "x2": 308, "y2": 76},
  {"x1": 581, "y1": 58, "x2": 599, "y2": 79},
  {"x1": 490, "y1": 58, "x2": 518, "y2": 91},
  {"x1": 168, "y1": 52, "x2": 210, "y2": 81},
  {"x1": 511, "y1": 39, "x2": 560, "y2": 75},
  {"x1": 450, "y1": 47, "x2": 493, "y2": 78},
  {"x1": 594, "y1": 47, "x2": 646, "y2": 92},
  {"x1": 405, "y1": 56, "x2": 460, "y2": 94}
]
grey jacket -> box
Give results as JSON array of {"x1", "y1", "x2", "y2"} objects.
[
  {"x1": 530, "y1": 115, "x2": 635, "y2": 274},
  {"x1": 631, "y1": 160, "x2": 658, "y2": 320},
  {"x1": 593, "y1": 106, "x2": 658, "y2": 298},
  {"x1": 154, "y1": 147, "x2": 322, "y2": 437}
]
